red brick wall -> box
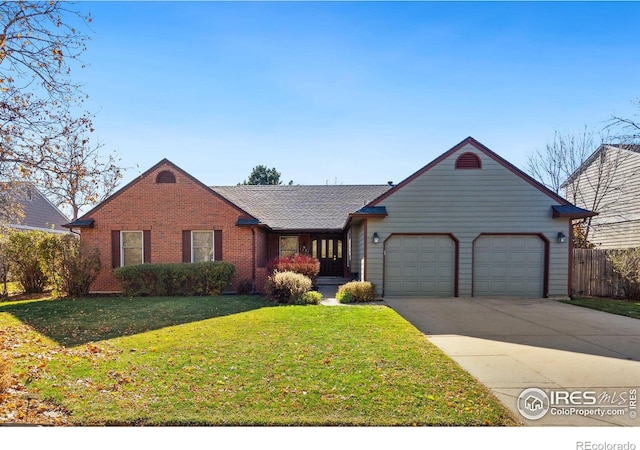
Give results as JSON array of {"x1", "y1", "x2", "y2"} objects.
[{"x1": 80, "y1": 162, "x2": 256, "y2": 293}]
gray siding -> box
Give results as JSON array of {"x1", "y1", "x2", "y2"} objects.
[
  {"x1": 348, "y1": 223, "x2": 362, "y2": 279},
  {"x1": 366, "y1": 143, "x2": 571, "y2": 297},
  {"x1": 566, "y1": 147, "x2": 640, "y2": 249},
  {"x1": 356, "y1": 223, "x2": 365, "y2": 281},
  {"x1": 10, "y1": 187, "x2": 70, "y2": 234}
]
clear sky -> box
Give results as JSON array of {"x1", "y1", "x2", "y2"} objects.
[{"x1": 73, "y1": 1, "x2": 640, "y2": 188}]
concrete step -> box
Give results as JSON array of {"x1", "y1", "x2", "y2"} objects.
[{"x1": 315, "y1": 277, "x2": 351, "y2": 286}]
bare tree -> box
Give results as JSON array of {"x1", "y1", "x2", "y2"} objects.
[
  {"x1": 528, "y1": 127, "x2": 630, "y2": 245},
  {"x1": 36, "y1": 130, "x2": 124, "y2": 221},
  {"x1": 607, "y1": 99, "x2": 640, "y2": 144},
  {"x1": 527, "y1": 127, "x2": 595, "y2": 196},
  {"x1": 0, "y1": 1, "x2": 93, "y2": 218}
]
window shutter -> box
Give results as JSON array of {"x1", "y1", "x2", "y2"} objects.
[
  {"x1": 182, "y1": 230, "x2": 192, "y2": 263},
  {"x1": 111, "y1": 231, "x2": 121, "y2": 268},
  {"x1": 214, "y1": 230, "x2": 223, "y2": 261},
  {"x1": 143, "y1": 230, "x2": 151, "y2": 263}
]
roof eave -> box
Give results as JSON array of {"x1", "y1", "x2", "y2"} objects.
[
  {"x1": 270, "y1": 227, "x2": 345, "y2": 234},
  {"x1": 235, "y1": 218, "x2": 271, "y2": 230},
  {"x1": 551, "y1": 205, "x2": 598, "y2": 219},
  {"x1": 344, "y1": 208, "x2": 388, "y2": 229},
  {"x1": 63, "y1": 219, "x2": 95, "y2": 229}
]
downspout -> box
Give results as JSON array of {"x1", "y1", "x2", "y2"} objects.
[
  {"x1": 568, "y1": 219, "x2": 574, "y2": 299},
  {"x1": 251, "y1": 226, "x2": 256, "y2": 293}
]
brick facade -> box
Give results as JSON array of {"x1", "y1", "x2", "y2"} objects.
[{"x1": 79, "y1": 161, "x2": 256, "y2": 292}]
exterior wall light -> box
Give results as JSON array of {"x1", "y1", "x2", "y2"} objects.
[
  {"x1": 373, "y1": 232, "x2": 380, "y2": 244},
  {"x1": 557, "y1": 232, "x2": 567, "y2": 243}
]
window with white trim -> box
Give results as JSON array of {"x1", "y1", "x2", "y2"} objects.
[
  {"x1": 192, "y1": 231, "x2": 214, "y2": 262},
  {"x1": 121, "y1": 231, "x2": 143, "y2": 267},
  {"x1": 279, "y1": 236, "x2": 299, "y2": 257}
]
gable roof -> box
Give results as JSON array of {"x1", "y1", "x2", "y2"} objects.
[
  {"x1": 21, "y1": 187, "x2": 70, "y2": 232},
  {"x1": 72, "y1": 158, "x2": 255, "y2": 224},
  {"x1": 2, "y1": 184, "x2": 70, "y2": 233},
  {"x1": 370, "y1": 136, "x2": 576, "y2": 207},
  {"x1": 212, "y1": 185, "x2": 391, "y2": 231},
  {"x1": 561, "y1": 143, "x2": 640, "y2": 189}
]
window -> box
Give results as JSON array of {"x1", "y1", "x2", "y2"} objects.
[
  {"x1": 192, "y1": 231, "x2": 214, "y2": 262},
  {"x1": 182, "y1": 230, "x2": 222, "y2": 263},
  {"x1": 279, "y1": 236, "x2": 299, "y2": 257},
  {"x1": 121, "y1": 231, "x2": 143, "y2": 266}
]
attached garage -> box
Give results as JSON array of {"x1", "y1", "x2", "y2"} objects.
[
  {"x1": 473, "y1": 234, "x2": 547, "y2": 297},
  {"x1": 384, "y1": 234, "x2": 457, "y2": 297}
]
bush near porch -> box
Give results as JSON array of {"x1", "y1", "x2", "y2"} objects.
[
  {"x1": 336, "y1": 281, "x2": 376, "y2": 303},
  {"x1": 266, "y1": 254, "x2": 320, "y2": 281},
  {"x1": 265, "y1": 271, "x2": 315, "y2": 304}
]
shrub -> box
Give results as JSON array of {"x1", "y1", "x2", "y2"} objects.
[
  {"x1": 236, "y1": 278, "x2": 253, "y2": 295},
  {"x1": 266, "y1": 254, "x2": 320, "y2": 281},
  {"x1": 298, "y1": 290, "x2": 323, "y2": 305},
  {"x1": 336, "y1": 281, "x2": 376, "y2": 303},
  {"x1": 5, "y1": 230, "x2": 48, "y2": 294},
  {"x1": 265, "y1": 271, "x2": 312, "y2": 304},
  {"x1": 114, "y1": 261, "x2": 235, "y2": 297},
  {"x1": 608, "y1": 248, "x2": 640, "y2": 300},
  {"x1": 39, "y1": 234, "x2": 101, "y2": 298}
]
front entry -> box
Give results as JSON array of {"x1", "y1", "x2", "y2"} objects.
[{"x1": 311, "y1": 236, "x2": 344, "y2": 277}]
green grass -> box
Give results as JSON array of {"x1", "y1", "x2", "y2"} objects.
[
  {"x1": 0, "y1": 296, "x2": 517, "y2": 426},
  {"x1": 0, "y1": 295, "x2": 270, "y2": 347},
  {"x1": 562, "y1": 296, "x2": 640, "y2": 319}
]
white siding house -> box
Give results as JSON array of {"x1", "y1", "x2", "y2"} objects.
[
  {"x1": 563, "y1": 145, "x2": 640, "y2": 249},
  {"x1": 353, "y1": 137, "x2": 593, "y2": 298}
]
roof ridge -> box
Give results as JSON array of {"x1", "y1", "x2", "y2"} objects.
[{"x1": 211, "y1": 184, "x2": 391, "y2": 188}]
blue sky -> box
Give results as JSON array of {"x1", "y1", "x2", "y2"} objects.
[{"x1": 74, "y1": 1, "x2": 640, "y2": 187}]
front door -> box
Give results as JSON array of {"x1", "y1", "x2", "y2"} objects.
[{"x1": 311, "y1": 236, "x2": 343, "y2": 277}]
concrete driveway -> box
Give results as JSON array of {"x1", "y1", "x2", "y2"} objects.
[{"x1": 383, "y1": 297, "x2": 640, "y2": 426}]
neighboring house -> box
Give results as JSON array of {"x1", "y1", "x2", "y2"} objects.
[
  {"x1": 66, "y1": 137, "x2": 593, "y2": 298},
  {"x1": 2, "y1": 184, "x2": 70, "y2": 234},
  {"x1": 562, "y1": 144, "x2": 640, "y2": 249}
]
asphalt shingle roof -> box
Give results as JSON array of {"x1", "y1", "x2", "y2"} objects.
[{"x1": 212, "y1": 185, "x2": 392, "y2": 231}]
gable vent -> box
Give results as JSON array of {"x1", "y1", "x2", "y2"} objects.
[
  {"x1": 455, "y1": 152, "x2": 482, "y2": 169},
  {"x1": 156, "y1": 170, "x2": 176, "y2": 184}
]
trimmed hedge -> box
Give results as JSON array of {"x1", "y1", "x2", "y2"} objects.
[
  {"x1": 113, "y1": 261, "x2": 235, "y2": 297},
  {"x1": 336, "y1": 281, "x2": 376, "y2": 303}
]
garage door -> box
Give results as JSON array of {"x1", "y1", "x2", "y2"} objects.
[
  {"x1": 473, "y1": 235, "x2": 544, "y2": 297},
  {"x1": 385, "y1": 235, "x2": 455, "y2": 297}
]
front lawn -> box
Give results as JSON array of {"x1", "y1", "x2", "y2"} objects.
[
  {"x1": 0, "y1": 296, "x2": 517, "y2": 426},
  {"x1": 561, "y1": 297, "x2": 640, "y2": 319}
]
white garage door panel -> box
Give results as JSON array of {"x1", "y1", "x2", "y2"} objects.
[
  {"x1": 473, "y1": 235, "x2": 544, "y2": 297},
  {"x1": 385, "y1": 235, "x2": 455, "y2": 297}
]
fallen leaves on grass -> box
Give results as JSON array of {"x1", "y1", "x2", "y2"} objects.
[
  {"x1": 0, "y1": 373, "x2": 69, "y2": 425},
  {"x1": 0, "y1": 318, "x2": 119, "y2": 425}
]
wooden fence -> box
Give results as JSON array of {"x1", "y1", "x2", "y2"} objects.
[{"x1": 572, "y1": 248, "x2": 624, "y2": 298}]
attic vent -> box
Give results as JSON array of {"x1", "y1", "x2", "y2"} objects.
[
  {"x1": 156, "y1": 170, "x2": 176, "y2": 184},
  {"x1": 455, "y1": 152, "x2": 482, "y2": 169}
]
